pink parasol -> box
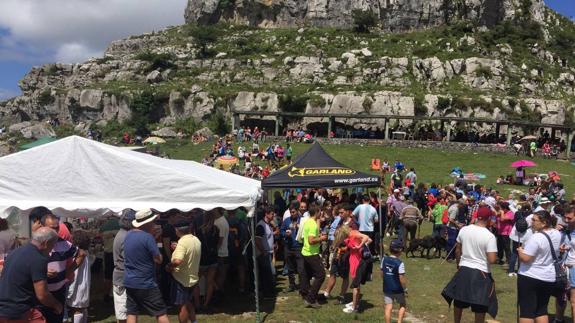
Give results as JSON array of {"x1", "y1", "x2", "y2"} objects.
[{"x1": 511, "y1": 160, "x2": 537, "y2": 168}]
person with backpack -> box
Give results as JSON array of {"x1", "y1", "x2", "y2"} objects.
[
  {"x1": 508, "y1": 204, "x2": 532, "y2": 277},
  {"x1": 382, "y1": 240, "x2": 407, "y2": 323},
  {"x1": 280, "y1": 206, "x2": 303, "y2": 293},
  {"x1": 517, "y1": 210, "x2": 563, "y2": 322}
]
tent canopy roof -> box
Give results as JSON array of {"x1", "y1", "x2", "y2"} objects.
[
  {"x1": 0, "y1": 136, "x2": 262, "y2": 218},
  {"x1": 262, "y1": 142, "x2": 380, "y2": 189}
]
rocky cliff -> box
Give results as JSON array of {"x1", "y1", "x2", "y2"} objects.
[
  {"x1": 0, "y1": 0, "x2": 574, "y2": 142},
  {"x1": 185, "y1": 0, "x2": 546, "y2": 31}
]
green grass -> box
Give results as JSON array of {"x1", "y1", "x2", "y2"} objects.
[
  {"x1": 88, "y1": 141, "x2": 574, "y2": 322},
  {"x1": 160, "y1": 140, "x2": 575, "y2": 196}
]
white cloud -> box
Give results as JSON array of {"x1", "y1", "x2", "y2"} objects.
[{"x1": 0, "y1": 0, "x2": 187, "y2": 64}]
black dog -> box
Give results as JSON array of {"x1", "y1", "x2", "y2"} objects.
[
  {"x1": 406, "y1": 238, "x2": 424, "y2": 258},
  {"x1": 417, "y1": 235, "x2": 447, "y2": 259}
]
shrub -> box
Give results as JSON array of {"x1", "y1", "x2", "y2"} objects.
[
  {"x1": 414, "y1": 95, "x2": 428, "y2": 116},
  {"x1": 437, "y1": 96, "x2": 451, "y2": 111},
  {"x1": 38, "y1": 90, "x2": 55, "y2": 106},
  {"x1": 308, "y1": 94, "x2": 326, "y2": 107},
  {"x1": 208, "y1": 111, "x2": 230, "y2": 136},
  {"x1": 189, "y1": 26, "x2": 221, "y2": 58},
  {"x1": 279, "y1": 93, "x2": 308, "y2": 113},
  {"x1": 475, "y1": 65, "x2": 492, "y2": 79},
  {"x1": 135, "y1": 52, "x2": 176, "y2": 71},
  {"x1": 352, "y1": 10, "x2": 378, "y2": 33},
  {"x1": 174, "y1": 117, "x2": 199, "y2": 135}
]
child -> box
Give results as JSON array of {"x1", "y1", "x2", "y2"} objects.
[
  {"x1": 66, "y1": 231, "x2": 92, "y2": 323},
  {"x1": 382, "y1": 240, "x2": 407, "y2": 323}
]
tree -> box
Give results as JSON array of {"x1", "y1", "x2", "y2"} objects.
[
  {"x1": 352, "y1": 10, "x2": 378, "y2": 33},
  {"x1": 189, "y1": 26, "x2": 220, "y2": 58}
]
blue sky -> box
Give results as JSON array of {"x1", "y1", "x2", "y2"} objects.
[{"x1": 0, "y1": 0, "x2": 573, "y2": 101}]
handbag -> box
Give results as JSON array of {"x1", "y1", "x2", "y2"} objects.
[{"x1": 541, "y1": 231, "x2": 569, "y2": 288}]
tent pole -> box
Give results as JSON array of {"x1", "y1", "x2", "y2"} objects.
[
  {"x1": 250, "y1": 209, "x2": 261, "y2": 323},
  {"x1": 378, "y1": 188, "x2": 383, "y2": 258}
]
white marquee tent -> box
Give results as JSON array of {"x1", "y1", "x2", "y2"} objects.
[
  {"x1": 0, "y1": 135, "x2": 262, "y2": 224},
  {"x1": 0, "y1": 135, "x2": 268, "y2": 320}
]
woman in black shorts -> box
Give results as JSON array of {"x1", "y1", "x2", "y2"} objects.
[
  {"x1": 517, "y1": 210, "x2": 563, "y2": 322},
  {"x1": 194, "y1": 211, "x2": 220, "y2": 309}
]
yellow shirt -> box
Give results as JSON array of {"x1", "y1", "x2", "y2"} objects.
[
  {"x1": 171, "y1": 234, "x2": 201, "y2": 287},
  {"x1": 301, "y1": 218, "x2": 320, "y2": 257}
]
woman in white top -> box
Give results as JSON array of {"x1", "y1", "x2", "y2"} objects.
[{"x1": 517, "y1": 210, "x2": 562, "y2": 323}]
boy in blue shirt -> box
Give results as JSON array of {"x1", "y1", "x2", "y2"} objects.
[{"x1": 381, "y1": 240, "x2": 407, "y2": 323}]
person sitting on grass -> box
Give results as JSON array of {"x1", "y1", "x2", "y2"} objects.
[{"x1": 382, "y1": 240, "x2": 407, "y2": 323}]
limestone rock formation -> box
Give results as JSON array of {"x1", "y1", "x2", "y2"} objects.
[{"x1": 185, "y1": 0, "x2": 545, "y2": 31}]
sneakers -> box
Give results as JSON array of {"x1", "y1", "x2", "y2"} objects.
[
  {"x1": 508, "y1": 273, "x2": 517, "y2": 277},
  {"x1": 343, "y1": 306, "x2": 358, "y2": 314},
  {"x1": 304, "y1": 300, "x2": 322, "y2": 309},
  {"x1": 321, "y1": 290, "x2": 330, "y2": 298},
  {"x1": 345, "y1": 302, "x2": 354, "y2": 308}
]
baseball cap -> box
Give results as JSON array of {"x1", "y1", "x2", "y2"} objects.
[
  {"x1": 393, "y1": 189, "x2": 400, "y2": 193},
  {"x1": 390, "y1": 239, "x2": 404, "y2": 251},
  {"x1": 476, "y1": 206, "x2": 494, "y2": 220}
]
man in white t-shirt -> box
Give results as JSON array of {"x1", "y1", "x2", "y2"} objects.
[
  {"x1": 214, "y1": 210, "x2": 229, "y2": 296},
  {"x1": 442, "y1": 206, "x2": 498, "y2": 323}
]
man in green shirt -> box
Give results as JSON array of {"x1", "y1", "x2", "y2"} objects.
[
  {"x1": 299, "y1": 205, "x2": 326, "y2": 308},
  {"x1": 431, "y1": 197, "x2": 448, "y2": 237}
]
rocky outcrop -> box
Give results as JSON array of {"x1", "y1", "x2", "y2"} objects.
[{"x1": 184, "y1": 0, "x2": 546, "y2": 31}]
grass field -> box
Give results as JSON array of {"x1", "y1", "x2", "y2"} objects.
[{"x1": 89, "y1": 140, "x2": 574, "y2": 322}]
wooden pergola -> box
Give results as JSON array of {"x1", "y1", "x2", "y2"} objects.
[{"x1": 231, "y1": 110, "x2": 575, "y2": 158}]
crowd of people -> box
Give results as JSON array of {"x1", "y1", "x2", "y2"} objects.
[{"x1": 1, "y1": 136, "x2": 575, "y2": 323}]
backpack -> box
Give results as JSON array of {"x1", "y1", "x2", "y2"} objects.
[
  {"x1": 514, "y1": 210, "x2": 529, "y2": 234},
  {"x1": 441, "y1": 208, "x2": 449, "y2": 225}
]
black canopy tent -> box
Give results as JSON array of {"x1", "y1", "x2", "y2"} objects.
[{"x1": 262, "y1": 142, "x2": 381, "y2": 189}]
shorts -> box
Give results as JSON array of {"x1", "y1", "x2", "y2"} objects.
[
  {"x1": 171, "y1": 279, "x2": 197, "y2": 305},
  {"x1": 350, "y1": 260, "x2": 369, "y2": 289},
  {"x1": 518, "y1": 274, "x2": 561, "y2": 319},
  {"x1": 0, "y1": 308, "x2": 45, "y2": 323},
  {"x1": 453, "y1": 300, "x2": 488, "y2": 314},
  {"x1": 126, "y1": 287, "x2": 167, "y2": 317},
  {"x1": 329, "y1": 252, "x2": 350, "y2": 279},
  {"x1": 104, "y1": 252, "x2": 114, "y2": 280},
  {"x1": 199, "y1": 263, "x2": 218, "y2": 271},
  {"x1": 384, "y1": 293, "x2": 406, "y2": 306},
  {"x1": 113, "y1": 285, "x2": 127, "y2": 320}
]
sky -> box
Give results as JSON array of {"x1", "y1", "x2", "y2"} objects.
[{"x1": 0, "y1": 0, "x2": 573, "y2": 101}]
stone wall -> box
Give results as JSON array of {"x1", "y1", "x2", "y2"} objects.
[{"x1": 268, "y1": 136, "x2": 516, "y2": 154}]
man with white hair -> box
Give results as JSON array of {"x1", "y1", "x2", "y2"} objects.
[
  {"x1": 0, "y1": 227, "x2": 63, "y2": 322},
  {"x1": 124, "y1": 209, "x2": 168, "y2": 323}
]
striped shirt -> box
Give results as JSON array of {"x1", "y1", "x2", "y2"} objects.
[{"x1": 47, "y1": 239, "x2": 77, "y2": 292}]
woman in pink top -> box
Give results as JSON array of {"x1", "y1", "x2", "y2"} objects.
[
  {"x1": 495, "y1": 201, "x2": 514, "y2": 265},
  {"x1": 343, "y1": 229, "x2": 372, "y2": 313}
]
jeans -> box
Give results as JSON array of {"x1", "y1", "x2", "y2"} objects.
[
  {"x1": 446, "y1": 227, "x2": 459, "y2": 260},
  {"x1": 284, "y1": 247, "x2": 304, "y2": 288},
  {"x1": 508, "y1": 241, "x2": 520, "y2": 273},
  {"x1": 300, "y1": 254, "x2": 326, "y2": 304}
]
